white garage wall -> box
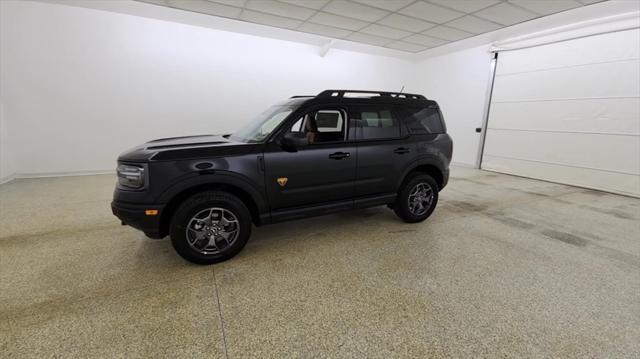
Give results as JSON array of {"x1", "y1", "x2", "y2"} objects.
[
  {"x1": 0, "y1": 9, "x2": 15, "y2": 183},
  {"x1": 1, "y1": 0, "x2": 635, "y2": 181},
  {"x1": 0, "y1": 100, "x2": 15, "y2": 183},
  {"x1": 409, "y1": 45, "x2": 494, "y2": 166},
  {"x1": 0, "y1": 0, "x2": 412, "y2": 176}
]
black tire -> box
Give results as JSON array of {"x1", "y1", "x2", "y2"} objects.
[
  {"x1": 170, "y1": 191, "x2": 252, "y2": 265},
  {"x1": 144, "y1": 232, "x2": 164, "y2": 239},
  {"x1": 394, "y1": 174, "x2": 439, "y2": 223}
]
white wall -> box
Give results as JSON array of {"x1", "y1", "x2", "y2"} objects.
[
  {"x1": 0, "y1": 0, "x2": 412, "y2": 176},
  {"x1": 0, "y1": 100, "x2": 15, "y2": 183},
  {"x1": 2, "y1": 0, "x2": 635, "y2": 178},
  {"x1": 0, "y1": 3, "x2": 15, "y2": 183},
  {"x1": 410, "y1": 45, "x2": 494, "y2": 166}
]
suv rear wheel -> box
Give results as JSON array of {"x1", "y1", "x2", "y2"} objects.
[
  {"x1": 170, "y1": 191, "x2": 252, "y2": 264},
  {"x1": 394, "y1": 174, "x2": 439, "y2": 223}
]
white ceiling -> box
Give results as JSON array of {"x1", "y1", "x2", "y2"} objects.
[{"x1": 136, "y1": 0, "x2": 606, "y2": 53}]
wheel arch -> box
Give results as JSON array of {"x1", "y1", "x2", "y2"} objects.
[
  {"x1": 158, "y1": 177, "x2": 267, "y2": 237},
  {"x1": 398, "y1": 161, "x2": 446, "y2": 191}
]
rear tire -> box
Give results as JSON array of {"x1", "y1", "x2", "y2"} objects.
[
  {"x1": 170, "y1": 191, "x2": 252, "y2": 265},
  {"x1": 394, "y1": 174, "x2": 439, "y2": 223}
]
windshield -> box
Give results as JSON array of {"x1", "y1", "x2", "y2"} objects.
[{"x1": 231, "y1": 105, "x2": 297, "y2": 143}]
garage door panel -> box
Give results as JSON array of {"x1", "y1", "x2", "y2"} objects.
[
  {"x1": 484, "y1": 130, "x2": 640, "y2": 175},
  {"x1": 498, "y1": 29, "x2": 640, "y2": 75},
  {"x1": 482, "y1": 155, "x2": 640, "y2": 196},
  {"x1": 484, "y1": 29, "x2": 639, "y2": 196},
  {"x1": 492, "y1": 59, "x2": 640, "y2": 102},
  {"x1": 488, "y1": 98, "x2": 640, "y2": 134}
]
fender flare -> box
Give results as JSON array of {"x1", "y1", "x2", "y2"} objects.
[{"x1": 394, "y1": 155, "x2": 447, "y2": 191}]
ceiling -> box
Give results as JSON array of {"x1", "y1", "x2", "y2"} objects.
[{"x1": 136, "y1": 0, "x2": 606, "y2": 53}]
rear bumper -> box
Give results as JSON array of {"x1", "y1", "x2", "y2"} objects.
[{"x1": 111, "y1": 201, "x2": 165, "y2": 238}]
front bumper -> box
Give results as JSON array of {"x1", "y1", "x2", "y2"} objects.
[
  {"x1": 441, "y1": 167, "x2": 450, "y2": 189},
  {"x1": 111, "y1": 201, "x2": 165, "y2": 238}
]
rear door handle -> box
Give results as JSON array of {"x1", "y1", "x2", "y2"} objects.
[
  {"x1": 394, "y1": 147, "x2": 411, "y2": 154},
  {"x1": 329, "y1": 152, "x2": 350, "y2": 160}
]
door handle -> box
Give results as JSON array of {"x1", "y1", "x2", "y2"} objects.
[
  {"x1": 394, "y1": 147, "x2": 411, "y2": 154},
  {"x1": 329, "y1": 152, "x2": 350, "y2": 160}
]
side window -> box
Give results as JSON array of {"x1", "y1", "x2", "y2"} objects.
[
  {"x1": 357, "y1": 106, "x2": 400, "y2": 140},
  {"x1": 287, "y1": 109, "x2": 346, "y2": 144},
  {"x1": 290, "y1": 117, "x2": 304, "y2": 133},
  {"x1": 402, "y1": 106, "x2": 445, "y2": 134},
  {"x1": 315, "y1": 110, "x2": 343, "y2": 133}
]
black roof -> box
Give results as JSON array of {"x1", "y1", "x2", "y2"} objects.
[
  {"x1": 289, "y1": 89, "x2": 437, "y2": 107},
  {"x1": 317, "y1": 89, "x2": 426, "y2": 100}
]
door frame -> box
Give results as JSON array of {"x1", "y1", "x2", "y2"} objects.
[
  {"x1": 475, "y1": 51, "x2": 499, "y2": 169},
  {"x1": 262, "y1": 104, "x2": 357, "y2": 212}
]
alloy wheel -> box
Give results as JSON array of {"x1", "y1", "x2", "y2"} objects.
[
  {"x1": 407, "y1": 182, "x2": 434, "y2": 216},
  {"x1": 185, "y1": 207, "x2": 240, "y2": 255}
]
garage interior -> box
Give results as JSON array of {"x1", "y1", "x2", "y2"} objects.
[{"x1": 1, "y1": 0, "x2": 639, "y2": 358}]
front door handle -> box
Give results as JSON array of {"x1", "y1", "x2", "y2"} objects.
[
  {"x1": 394, "y1": 147, "x2": 411, "y2": 154},
  {"x1": 329, "y1": 152, "x2": 350, "y2": 160}
]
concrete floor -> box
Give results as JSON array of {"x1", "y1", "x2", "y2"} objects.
[{"x1": 1, "y1": 167, "x2": 639, "y2": 358}]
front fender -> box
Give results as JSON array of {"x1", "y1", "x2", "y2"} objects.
[{"x1": 156, "y1": 170, "x2": 269, "y2": 214}]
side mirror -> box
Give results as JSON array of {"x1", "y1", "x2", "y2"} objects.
[{"x1": 281, "y1": 132, "x2": 308, "y2": 152}]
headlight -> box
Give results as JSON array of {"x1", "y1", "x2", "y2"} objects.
[{"x1": 117, "y1": 164, "x2": 145, "y2": 189}]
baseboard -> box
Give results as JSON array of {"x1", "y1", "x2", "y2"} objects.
[
  {"x1": 0, "y1": 170, "x2": 115, "y2": 185},
  {"x1": 451, "y1": 161, "x2": 478, "y2": 168},
  {"x1": 0, "y1": 173, "x2": 16, "y2": 185}
]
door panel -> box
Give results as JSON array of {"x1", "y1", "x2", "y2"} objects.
[
  {"x1": 355, "y1": 139, "x2": 414, "y2": 196},
  {"x1": 349, "y1": 105, "x2": 416, "y2": 197},
  {"x1": 264, "y1": 143, "x2": 356, "y2": 210}
]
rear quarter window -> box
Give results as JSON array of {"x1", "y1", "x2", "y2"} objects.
[
  {"x1": 401, "y1": 106, "x2": 445, "y2": 134},
  {"x1": 357, "y1": 107, "x2": 401, "y2": 140}
]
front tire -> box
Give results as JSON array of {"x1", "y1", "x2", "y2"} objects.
[
  {"x1": 394, "y1": 174, "x2": 439, "y2": 223},
  {"x1": 170, "y1": 191, "x2": 252, "y2": 265}
]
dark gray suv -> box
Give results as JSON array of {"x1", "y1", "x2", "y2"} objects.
[{"x1": 112, "y1": 90, "x2": 453, "y2": 264}]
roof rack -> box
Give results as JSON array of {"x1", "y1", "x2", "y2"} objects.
[{"x1": 316, "y1": 89, "x2": 426, "y2": 100}]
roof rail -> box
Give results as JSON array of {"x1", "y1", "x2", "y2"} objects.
[
  {"x1": 289, "y1": 95, "x2": 315, "y2": 98},
  {"x1": 316, "y1": 89, "x2": 426, "y2": 100}
]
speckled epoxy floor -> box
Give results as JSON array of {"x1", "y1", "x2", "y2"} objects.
[{"x1": 1, "y1": 167, "x2": 639, "y2": 358}]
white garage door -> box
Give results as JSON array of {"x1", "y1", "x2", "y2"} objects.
[{"x1": 482, "y1": 28, "x2": 640, "y2": 197}]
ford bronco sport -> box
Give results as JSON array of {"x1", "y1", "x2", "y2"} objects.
[{"x1": 112, "y1": 90, "x2": 452, "y2": 264}]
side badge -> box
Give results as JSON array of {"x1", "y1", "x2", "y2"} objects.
[{"x1": 277, "y1": 177, "x2": 288, "y2": 187}]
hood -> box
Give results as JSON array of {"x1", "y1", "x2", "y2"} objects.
[
  {"x1": 118, "y1": 134, "x2": 255, "y2": 162},
  {"x1": 146, "y1": 134, "x2": 228, "y2": 149}
]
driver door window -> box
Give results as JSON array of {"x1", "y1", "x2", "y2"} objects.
[{"x1": 288, "y1": 109, "x2": 346, "y2": 144}]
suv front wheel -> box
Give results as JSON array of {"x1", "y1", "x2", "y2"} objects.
[
  {"x1": 394, "y1": 174, "x2": 439, "y2": 223},
  {"x1": 170, "y1": 191, "x2": 252, "y2": 264}
]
